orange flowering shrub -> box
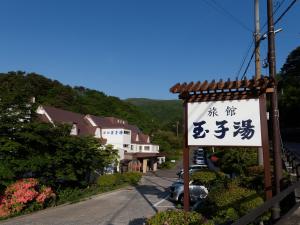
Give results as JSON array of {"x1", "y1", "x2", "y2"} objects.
[{"x1": 0, "y1": 178, "x2": 55, "y2": 218}]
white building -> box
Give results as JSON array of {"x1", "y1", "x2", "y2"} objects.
[{"x1": 37, "y1": 105, "x2": 163, "y2": 173}]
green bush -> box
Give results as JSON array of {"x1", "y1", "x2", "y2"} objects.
[
  {"x1": 210, "y1": 183, "x2": 257, "y2": 209},
  {"x1": 97, "y1": 172, "x2": 142, "y2": 190},
  {"x1": 56, "y1": 187, "x2": 96, "y2": 204},
  {"x1": 213, "y1": 208, "x2": 239, "y2": 225},
  {"x1": 239, "y1": 196, "x2": 264, "y2": 215},
  {"x1": 219, "y1": 148, "x2": 258, "y2": 176},
  {"x1": 97, "y1": 174, "x2": 119, "y2": 190},
  {"x1": 122, "y1": 172, "x2": 142, "y2": 185},
  {"x1": 203, "y1": 182, "x2": 266, "y2": 224},
  {"x1": 146, "y1": 210, "x2": 212, "y2": 225},
  {"x1": 159, "y1": 161, "x2": 174, "y2": 169},
  {"x1": 191, "y1": 171, "x2": 217, "y2": 186}
]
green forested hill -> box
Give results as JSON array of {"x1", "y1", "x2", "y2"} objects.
[
  {"x1": 0, "y1": 71, "x2": 157, "y2": 133},
  {"x1": 125, "y1": 98, "x2": 182, "y2": 134}
]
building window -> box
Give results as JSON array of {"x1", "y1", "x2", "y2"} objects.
[
  {"x1": 119, "y1": 130, "x2": 123, "y2": 134},
  {"x1": 123, "y1": 144, "x2": 129, "y2": 148},
  {"x1": 124, "y1": 130, "x2": 130, "y2": 135},
  {"x1": 131, "y1": 145, "x2": 134, "y2": 150},
  {"x1": 144, "y1": 146, "x2": 150, "y2": 151}
]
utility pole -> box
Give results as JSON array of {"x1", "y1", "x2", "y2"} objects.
[
  {"x1": 267, "y1": 0, "x2": 283, "y2": 220},
  {"x1": 254, "y1": 0, "x2": 261, "y2": 79},
  {"x1": 176, "y1": 121, "x2": 179, "y2": 137},
  {"x1": 183, "y1": 101, "x2": 190, "y2": 211},
  {"x1": 254, "y1": 0, "x2": 264, "y2": 166}
]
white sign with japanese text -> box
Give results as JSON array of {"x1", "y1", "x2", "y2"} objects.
[{"x1": 188, "y1": 99, "x2": 262, "y2": 146}]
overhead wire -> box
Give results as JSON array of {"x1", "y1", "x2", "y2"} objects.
[
  {"x1": 201, "y1": 0, "x2": 253, "y2": 32},
  {"x1": 235, "y1": 40, "x2": 254, "y2": 79},
  {"x1": 210, "y1": 0, "x2": 253, "y2": 32},
  {"x1": 274, "y1": 0, "x2": 298, "y2": 25},
  {"x1": 236, "y1": 0, "x2": 289, "y2": 80},
  {"x1": 261, "y1": 0, "x2": 288, "y2": 31},
  {"x1": 239, "y1": 0, "x2": 299, "y2": 80}
]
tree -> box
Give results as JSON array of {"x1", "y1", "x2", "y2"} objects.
[
  {"x1": 0, "y1": 82, "x2": 119, "y2": 188},
  {"x1": 219, "y1": 148, "x2": 257, "y2": 176},
  {"x1": 281, "y1": 46, "x2": 300, "y2": 78},
  {"x1": 278, "y1": 46, "x2": 300, "y2": 129},
  {"x1": 0, "y1": 121, "x2": 119, "y2": 188}
]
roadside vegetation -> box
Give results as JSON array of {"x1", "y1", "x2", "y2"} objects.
[
  {"x1": 146, "y1": 210, "x2": 214, "y2": 225},
  {"x1": 148, "y1": 148, "x2": 269, "y2": 225},
  {"x1": 192, "y1": 149, "x2": 269, "y2": 224},
  {"x1": 152, "y1": 130, "x2": 182, "y2": 169},
  {"x1": 0, "y1": 172, "x2": 142, "y2": 219}
]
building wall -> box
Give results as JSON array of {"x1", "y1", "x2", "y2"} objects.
[
  {"x1": 102, "y1": 128, "x2": 132, "y2": 160},
  {"x1": 128, "y1": 144, "x2": 159, "y2": 153}
]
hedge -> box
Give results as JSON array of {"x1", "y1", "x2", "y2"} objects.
[{"x1": 146, "y1": 210, "x2": 214, "y2": 225}]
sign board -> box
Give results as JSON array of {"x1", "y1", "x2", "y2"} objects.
[{"x1": 188, "y1": 99, "x2": 262, "y2": 146}]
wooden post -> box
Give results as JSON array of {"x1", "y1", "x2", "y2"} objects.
[
  {"x1": 183, "y1": 100, "x2": 190, "y2": 211},
  {"x1": 259, "y1": 95, "x2": 272, "y2": 200}
]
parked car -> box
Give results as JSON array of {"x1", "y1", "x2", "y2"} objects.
[
  {"x1": 194, "y1": 151, "x2": 205, "y2": 157},
  {"x1": 194, "y1": 156, "x2": 206, "y2": 165},
  {"x1": 169, "y1": 180, "x2": 208, "y2": 204},
  {"x1": 194, "y1": 147, "x2": 204, "y2": 153},
  {"x1": 176, "y1": 164, "x2": 208, "y2": 178}
]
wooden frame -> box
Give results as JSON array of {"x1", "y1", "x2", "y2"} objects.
[{"x1": 171, "y1": 77, "x2": 274, "y2": 211}]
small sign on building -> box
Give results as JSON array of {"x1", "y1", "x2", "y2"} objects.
[{"x1": 188, "y1": 99, "x2": 262, "y2": 146}]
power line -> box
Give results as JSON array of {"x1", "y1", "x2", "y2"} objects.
[
  {"x1": 201, "y1": 0, "x2": 252, "y2": 32},
  {"x1": 261, "y1": 0, "x2": 287, "y2": 31},
  {"x1": 274, "y1": 0, "x2": 298, "y2": 25},
  {"x1": 239, "y1": 0, "x2": 298, "y2": 80},
  {"x1": 210, "y1": 0, "x2": 253, "y2": 32},
  {"x1": 236, "y1": 40, "x2": 254, "y2": 79},
  {"x1": 241, "y1": 50, "x2": 255, "y2": 80},
  {"x1": 237, "y1": 0, "x2": 288, "y2": 80}
]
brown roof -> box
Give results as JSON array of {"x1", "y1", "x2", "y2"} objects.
[
  {"x1": 170, "y1": 76, "x2": 275, "y2": 102},
  {"x1": 38, "y1": 106, "x2": 149, "y2": 144},
  {"x1": 131, "y1": 132, "x2": 150, "y2": 144},
  {"x1": 89, "y1": 115, "x2": 140, "y2": 133},
  {"x1": 36, "y1": 114, "x2": 49, "y2": 123},
  {"x1": 41, "y1": 106, "x2": 94, "y2": 137},
  {"x1": 125, "y1": 152, "x2": 165, "y2": 159}
]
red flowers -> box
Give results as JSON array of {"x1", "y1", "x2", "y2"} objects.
[{"x1": 0, "y1": 178, "x2": 55, "y2": 218}]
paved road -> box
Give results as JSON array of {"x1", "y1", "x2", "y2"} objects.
[{"x1": 0, "y1": 173, "x2": 177, "y2": 225}]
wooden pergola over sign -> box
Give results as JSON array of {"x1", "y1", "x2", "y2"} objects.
[
  {"x1": 170, "y1": 76, "x2": 274, "y2": 211},
  {"x1": 170, "y1": 76, "x2": 274, "y2": 100}
]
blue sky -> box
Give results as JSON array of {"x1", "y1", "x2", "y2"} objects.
[{"x1": 0, "y1": 0, "x2": 299, "y2": 99}]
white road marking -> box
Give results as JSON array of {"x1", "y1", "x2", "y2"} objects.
[{"x1": 153, "y1": 194, "x2": 170, "y2": 207}]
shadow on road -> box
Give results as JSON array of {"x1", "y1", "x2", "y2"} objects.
[
  {"x1": 128, "y1": 218, "x2": 147, "y2": 225},
  {"x1": 136, "y1": 184, "x2": 168, "y2": 199},
  {"x1": 133, "y1": 176, "x2": 175, "y2": 214}
]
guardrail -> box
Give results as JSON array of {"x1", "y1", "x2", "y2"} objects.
[{"x1": 232, "y1": 145, "x2": 300, "y2": 225}]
